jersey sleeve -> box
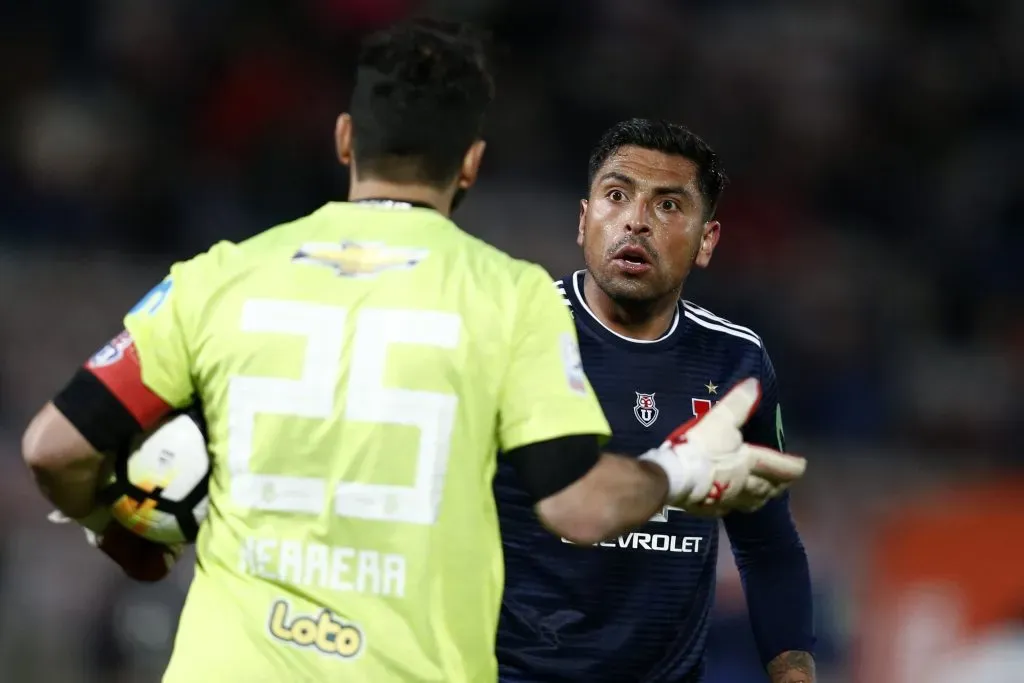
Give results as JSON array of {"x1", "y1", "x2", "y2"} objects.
[
  {"x1": 121, "y1": 270, "x2": 196, "y2": 410},
  {"x1": 53, "y1": 262, "x2": 201, "y2": 448},
  {"x1": 742, "y1": 344, "x2": 785, "y2": 451},
  {"x1": 497, "y1": 265, "x2": 611, "y2": 452}
]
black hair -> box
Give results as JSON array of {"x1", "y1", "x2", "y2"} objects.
[
  {"x1": 587, "y1": 118, "x2": 729, "y2": 220},
  {"x1": 349, "y1": 19, "x2": 495, "y2": 187}
]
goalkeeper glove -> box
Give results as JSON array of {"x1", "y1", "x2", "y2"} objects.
[
  {"x1": 48, "y1": 508, "x2": 181, "y2": 582},
  {"x1": 638, "y1": 378, "x2": 806, "y2": 514}
]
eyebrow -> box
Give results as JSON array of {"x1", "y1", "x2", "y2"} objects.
[
  {"x1": 599, "y1": 171, "x2": 636, "y2": 188},
  {"x1": 653, "y1": 185, "x2": 693, "y2": 202}
]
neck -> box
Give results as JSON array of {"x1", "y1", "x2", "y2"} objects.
[
  {"x1": 583, "y1": 272, "x2": 679, "y2": 341},
  {"x1": 348, "y1": 180, "x2": 453, "y2": 217}
]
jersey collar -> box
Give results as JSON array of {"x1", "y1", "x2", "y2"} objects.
[
  {"x1": 351, "y1": 198, "x2": 442, "y2": 212},
  {"x1": 570, "y1": 270, "x2": 684, "y2": 352}
]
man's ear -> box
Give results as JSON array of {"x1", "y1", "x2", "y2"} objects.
[
  {"x1": 457, "y1": 140, "x2": 487, "y2": 190},
  {"x1": 577, "y1": 199, "x2": 588, "y2": 247},
  {"x1": 335, "y1": 113, "x2": 354, "y2": 168},
  {"x1": 694, "y1": 220, "x2": 721, "y2": 268}
]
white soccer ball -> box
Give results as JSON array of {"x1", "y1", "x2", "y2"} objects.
[{"x1": 99, "y1": 410, "x2": 211, "y2": 545}]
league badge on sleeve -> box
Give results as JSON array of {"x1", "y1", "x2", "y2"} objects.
[
  {"x1": 88, "y1": 330, "x2": 135, "y2": 369},
  {"x1": 129, "y1": 278, "x2": 173, "y2": 316},
  {"x1": 634, "y1": 392, "x2": 659, "y2": 427},
  {"x1": 559, "y1": 333, "x2": 587, "y2": 395}
]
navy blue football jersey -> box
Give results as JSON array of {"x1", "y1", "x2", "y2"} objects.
[{"x1": 494, "y1": 270, "x2": 791, "y2": 683}]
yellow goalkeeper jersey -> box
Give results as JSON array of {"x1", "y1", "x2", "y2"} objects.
[{"x1": 120, "y1": 201, "x2": 610, "y2": 683}]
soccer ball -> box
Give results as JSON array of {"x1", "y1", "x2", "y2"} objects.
[{"x1": 98, "y1": 409, "x2": 211, "y2": 545}]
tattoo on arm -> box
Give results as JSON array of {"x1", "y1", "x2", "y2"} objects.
[{"x1": 766, "y1": 650, "x2": 815, "y2": 683}]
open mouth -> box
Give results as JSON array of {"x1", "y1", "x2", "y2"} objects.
[
  {"x1": 612, "y1": 245, "x2": 652, "y2": 265},
  {"x1": 610, "y1": 245, "x2": 653, "y2": 275}
]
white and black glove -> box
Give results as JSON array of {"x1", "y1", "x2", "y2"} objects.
[{"x1": 639, "y1": 378, "x2": 806, "y2": 515}]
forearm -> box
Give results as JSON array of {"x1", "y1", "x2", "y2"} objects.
[
  {"x1": 725, "y1": 496, "x2": 815, "y2": 668},
  {"x1": 591, "y1": 453, "x2": 670, "y2": 536},
  {"x1": 22, "y1": 403, "x2": 105, "y2": 518},
  {"x1": 28, "y1": 455, "x2": 103, "y2": 517},
  {"x1": 536, "y1": 453, "x2": 668, "y2": 544},
  {"x1": 737, "y1": 545, "x2": 814, "y2": 668},
  {"x1": 767, "y1": 650, "x2": 815, "y2": 683}
]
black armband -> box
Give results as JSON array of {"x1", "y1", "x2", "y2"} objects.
[
  {"x1": 504, "y1": 434, "x2": 602, "y2": 500},
  {"x1": 52, "y1": 368, "x2": 144, "y2": 453}
]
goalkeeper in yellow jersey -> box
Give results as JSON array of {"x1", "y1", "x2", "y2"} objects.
[{"x1": 21, "y1": 18, "x2": 805, "y2": 683}]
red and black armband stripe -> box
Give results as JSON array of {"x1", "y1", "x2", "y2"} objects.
[{"x1": 53, "y1": 331, "x2": 173, "y2": 453}]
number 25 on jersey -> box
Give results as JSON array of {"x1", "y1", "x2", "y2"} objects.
[{"x1": 227, "y1": 299, "x2": 461, "y2": 526}]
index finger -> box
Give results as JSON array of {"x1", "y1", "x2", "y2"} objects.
[
  {"x1": 743, "y1": 444, "x2": 807, "y2": 483},
  {"x1": 708, "y1": 377, "x2": 762, "y2": 429}
]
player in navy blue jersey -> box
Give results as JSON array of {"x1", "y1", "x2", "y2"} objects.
[{"x1": 494, "y1": 119, "x2": 815, "y2": 683}]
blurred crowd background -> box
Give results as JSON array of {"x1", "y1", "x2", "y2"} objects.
[{"x1": 1, "y1": 1, "x2": 1022, "y2": 682}]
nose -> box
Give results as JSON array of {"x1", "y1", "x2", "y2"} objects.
[{"x1": 624, "y1": 200, "x2": 651, "y2": 235}]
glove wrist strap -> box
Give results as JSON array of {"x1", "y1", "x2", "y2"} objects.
[{"x1": 639, "y1": 447, "x2": 695, "y2": 501}]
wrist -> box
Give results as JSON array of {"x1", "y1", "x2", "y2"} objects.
[
  {"x1": 73, "y1": 506, "x2": 113, "y2": 535},
  {"x1": 638, "y1": 446, "x2": 697, "y2": 501}
]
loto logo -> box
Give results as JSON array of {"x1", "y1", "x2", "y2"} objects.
[{"x1": 268, "y1": 600, "x2": 363, "y2": 659}]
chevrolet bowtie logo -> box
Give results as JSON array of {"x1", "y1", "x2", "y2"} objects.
[{"x1": 292, "y1": 241, "x2": 429, "y2": 278}]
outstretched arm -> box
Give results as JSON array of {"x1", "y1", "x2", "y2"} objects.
[{"x1": 510, "y1": 379, "x2": 806, "y2": 545}]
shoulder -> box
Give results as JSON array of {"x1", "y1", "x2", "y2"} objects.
[
  {"x1": 452, "y1": 230, "x2": 560, "y2": 301},
  {"x1": 175, "y1": 213, "x2": 316, "y2": 282},
  {"x1": 455, "y1": 229, "x2": 539, "y2": 276},
  {"x1": 159, "y1": 224, "x2": 302, "y2": 325},
  {"x1": 682, "y1": 301, "x2": 781, "y2": 408},
  {"x1": 681, "y1": 300, "x2": 764, "y2": 351},
  {"x1": 165, "y1": 240, "x2": 238, "y2": 294}
]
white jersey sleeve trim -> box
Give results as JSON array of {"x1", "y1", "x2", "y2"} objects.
[
  {"x1": 682, "y1": 304, "x2": 763, "y2": 348},
  {"x1": 554, "y1": 279, "x2": 574, "y2": 317},
  {"x1": 682, "y1": 301, "x2": 762, "y2": 341}
]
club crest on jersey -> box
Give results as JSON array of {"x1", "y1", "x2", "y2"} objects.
[
  {"x1": 292, "y1": 241, "x2": 429, "y2": 278},
  {"x1": 634, "y1": 392, "x2": 659, "y2": 427}
]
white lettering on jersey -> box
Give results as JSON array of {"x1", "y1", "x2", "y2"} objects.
[
  {"x1": 561, "y1": 533, "x2": 704, "y2": 553},
  {"x1": 240, "y1": 537, "x2": 407, "y2": 598},
  {"x1": 649, "y1": 504, "x2": 687, "y2": 522},
  {"x1": 559, "y1": 505, "x2": 702, "y2": 552},
  {"x1": 228, "y1": 302, "x2": 460, "y2": 526}
]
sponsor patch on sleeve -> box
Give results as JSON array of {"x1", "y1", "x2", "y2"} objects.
[{"x1": 560, "y1": 333, "x2": 587, "y2": 396}]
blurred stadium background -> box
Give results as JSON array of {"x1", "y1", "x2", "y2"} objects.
[{"x1": 1, "y1": 1, "x2": 1022, "y2": 681}]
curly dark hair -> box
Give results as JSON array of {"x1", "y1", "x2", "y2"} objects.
[
  {"x1": 349, "y1": 19, "x2": 495, "y2": 187},
  {"x1": 587, "y1": 118, "x2": 729, "y2": 220}
]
